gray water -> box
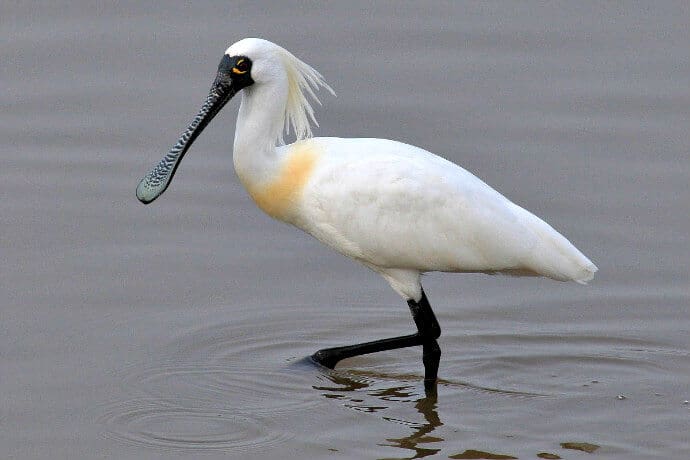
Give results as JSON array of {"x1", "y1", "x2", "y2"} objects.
[{"x1": 3, "y1": 2, "x2": 689, "y2": 459}]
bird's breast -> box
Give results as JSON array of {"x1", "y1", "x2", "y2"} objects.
[{"x1": 245, "y1": 141, "x2": 319, "y2": 221}]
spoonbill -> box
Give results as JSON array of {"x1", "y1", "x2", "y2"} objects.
[{"x1": 137, "y1": 38, "x2": 597, "y2": 387}]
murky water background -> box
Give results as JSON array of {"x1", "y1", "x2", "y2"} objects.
[{"x1": 3, "y1": 2, "x2": 689, "y2": 459}]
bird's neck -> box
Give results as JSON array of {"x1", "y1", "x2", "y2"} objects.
[{"x1": 233, "y1": 80, "x2": 288, "y2": 186}]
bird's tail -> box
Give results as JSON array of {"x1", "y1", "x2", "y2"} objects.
[{"x1": 524, "y1": 213, "x2": 598, "y2": 284}]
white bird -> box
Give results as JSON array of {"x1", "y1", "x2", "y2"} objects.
[{"x1": 137, "y1": 38, "x2": 597, "y2": 387}]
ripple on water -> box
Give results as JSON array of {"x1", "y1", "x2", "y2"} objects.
[
  {"x1": 100, "y1": 304, "x2": 341, "y2": 450},
  {"x1": 99, "y1": 399, "x2": 291, "y2": 451},
  {"x1": 100, "y1": 295, "x2": 683, "y2": 454},
  {"x1": 120, "y1": 363, "x2": 321, "y2": 414},
  {"x1": 440, "y1": 294, "x2": 677, "y2": 396}
]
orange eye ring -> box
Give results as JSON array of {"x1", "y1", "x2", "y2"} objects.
[{"x1": 233, "y1": 58, "x2": 249, "y2": 74}]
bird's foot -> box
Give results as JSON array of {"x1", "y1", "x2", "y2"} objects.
[{"x1": 310, "y1": 348, "x2": 342, "y2": 369}]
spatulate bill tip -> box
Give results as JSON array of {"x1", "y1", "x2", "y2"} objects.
[{"x1": 136, "y1": 180, "x2": 161, "y2": 205}]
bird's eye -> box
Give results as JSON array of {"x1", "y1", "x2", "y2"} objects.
[{"x1": 233, "y1": 58, "x2": 250, "y2": 74}]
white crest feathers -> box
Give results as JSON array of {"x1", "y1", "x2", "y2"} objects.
[{"x1": 277, "y1": 47, "x2": 335, "y2": 144}]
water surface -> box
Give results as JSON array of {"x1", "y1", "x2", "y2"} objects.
[{"x1": 2, "y1": 2, "x2": 689, "y2": 459}]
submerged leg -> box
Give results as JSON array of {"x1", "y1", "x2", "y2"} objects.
[{"x1": 311, "y1": 290, "x2": 442, "y2": 385}]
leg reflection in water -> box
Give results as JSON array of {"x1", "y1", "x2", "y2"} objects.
[
  {"x1": 314, "y1": 372, "x2": 443, "y2": 459},
  {"x1": 383, "y1": 392, "x2": 443, "y2": 459}
]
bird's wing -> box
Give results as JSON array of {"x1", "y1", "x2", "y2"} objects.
[
  {"x1": 297, "y1": 138, "x2": 538, "y2": 273},
  {"x1": 295, "y1": 137, "x2": 596, "y2": 283}
]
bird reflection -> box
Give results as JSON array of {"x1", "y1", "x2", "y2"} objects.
[{"x1": 314, "y1": 372, "x2": 443, "y2": 459}]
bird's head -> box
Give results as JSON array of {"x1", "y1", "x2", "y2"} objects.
[
  {"x1": 223, "y1": 38, "x2": 283, "y2": 87},
  {"x1": 136, "y1": 38, "x2": 333, "y2": 205}
]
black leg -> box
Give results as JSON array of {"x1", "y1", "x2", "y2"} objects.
[{"x1": 311, "y1": 289, "x2": 442, "y2": 385}]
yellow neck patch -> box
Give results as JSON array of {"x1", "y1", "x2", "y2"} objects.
[{"x1": 247, "y1": 142, "x2": 318, "y2": 221}]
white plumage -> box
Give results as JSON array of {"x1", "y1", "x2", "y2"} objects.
[
  {"x1": 292, "y1": 137, "x2": 595, "y2": 298},
  {"x1": 254, "y1": 136, "x2": 595, "y2": 301},
  {"x1": 222, "y1": 38, "x2": 597, "y2": 302},
  {"x1": 137, "y1": 37, "x2": 597, "y2": 380}
]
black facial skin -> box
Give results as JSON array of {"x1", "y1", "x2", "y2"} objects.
[{"x1": 217, "y1": 54, "x2": 254, "y2": 90}]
